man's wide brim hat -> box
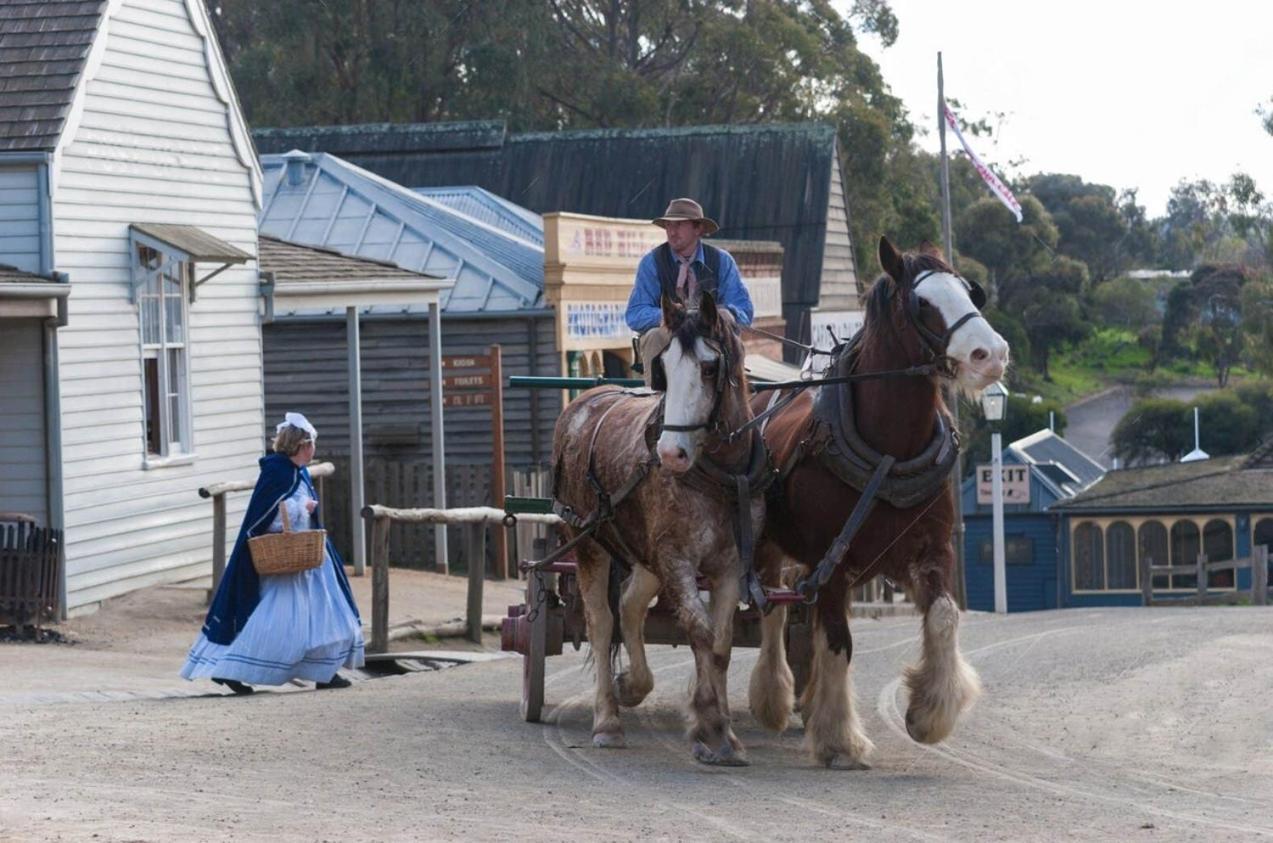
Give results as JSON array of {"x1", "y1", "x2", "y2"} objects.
[{"x1": 652, "y1": 198, "x2": 719, "y2": 236}]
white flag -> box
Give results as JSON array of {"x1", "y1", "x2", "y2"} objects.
[{"x1": 944, "y1": 103, "x2": 1022, "y2": 223}]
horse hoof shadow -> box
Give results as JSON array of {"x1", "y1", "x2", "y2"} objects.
[
  {"x1": 693, "y1": 740, "x2": 749, "y2": 767},
  {"x1": 592, "y1": 731, "x2": 627, "y2": 749}
]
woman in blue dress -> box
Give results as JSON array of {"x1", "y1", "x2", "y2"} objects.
[{"x1": 181, "y1": 412, "x2": 364, "y2": 694}]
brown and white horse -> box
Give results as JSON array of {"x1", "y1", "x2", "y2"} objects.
[
  {"x1": 749, "y1": 237, "x2": 1009, "y2": 768},
  {"x1": 551, "y1": 292, "x2": 762, "y2": 765}
]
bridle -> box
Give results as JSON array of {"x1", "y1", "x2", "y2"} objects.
[
  {"x1": 904, "y1": 269, "x2": 988, "y2": 366},
  {"x1": 657, "y1": 332, "x2": 734, "y2": 436}
]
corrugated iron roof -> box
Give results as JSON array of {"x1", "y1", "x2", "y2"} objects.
[
  {"x1": 414, "y1": 186, "x2": 543, "y2": 246},
  {"x1": 259, "y1": 151, "x2": 544, "y2": 314},
  {"x1": 253, "y1": 121, "x2": 841, "y2": 313},
  {"x1": 1008, "y1": 429, "x2": 1105, "y2": 491},
  {"x1": 130, "y1": 223, "x2": 253, "y2": 263},
  {"x1": 0, "y1": 0, "x2": 106, "y2": 152},
  {"x1": 259, "y1": 235, "x2": 445, "y2": 284}
]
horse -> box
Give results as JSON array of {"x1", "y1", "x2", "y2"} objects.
[
  {"x1": 550, "y1": 291, "x2": 767, "y2": 765},
  {"x1": 747, "y1": 236, "x2": 1009, "y2": 768}
]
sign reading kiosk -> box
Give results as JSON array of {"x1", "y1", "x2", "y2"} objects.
[{"x1": 976, "y1": 464, "x2": 1030, "y2": 505}]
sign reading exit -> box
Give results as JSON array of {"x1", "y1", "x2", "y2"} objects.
[{"x1": 976, "y1": 464, "x2": 1030, "y2": 505}]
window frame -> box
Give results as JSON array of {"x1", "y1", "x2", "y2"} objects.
[
  {"x1": 133, "y1": 243, "x2": 195, "y2": 466},
  {"x1": 1070, "y1": 515, "x2": 1238, "y2": 594}
]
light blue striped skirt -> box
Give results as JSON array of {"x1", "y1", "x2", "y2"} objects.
[{"x1": 181, "y1": 552, "x2": 364, "y2": 686}]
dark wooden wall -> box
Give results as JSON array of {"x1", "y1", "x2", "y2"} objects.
[{"x1": 263, "y1": 311, "x2": 561, "y2": 566}]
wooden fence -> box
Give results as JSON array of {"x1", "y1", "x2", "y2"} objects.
[{"x1": 1139, "y1": 546, "x2": 1270, "y2": 607}]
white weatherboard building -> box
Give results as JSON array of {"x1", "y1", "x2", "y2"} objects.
[{"x1": 0, "y1": 0, "x2": 264, "y2": 613}]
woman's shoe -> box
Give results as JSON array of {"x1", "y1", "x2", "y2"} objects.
[
  {"x1": 212, "y1": 677, "x2": 255, "y2": 696},
  {"x1": 316, "y1": 673, "x2": 351, "y2": 690}
]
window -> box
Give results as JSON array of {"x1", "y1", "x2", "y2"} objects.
[
  {"x1": 1256, "y1": 518, "x2": 1273, "y2": 585},
  {"x1": 137, "y1": 245, "x2": 192, "y2": 458},
  {"x1": 1073, "y1": 522, "x2": 1105, "y2": 590},
  {"x1": 1106, "y1": 521, "x2": 1137, "y2": 589},
  {"x1": 1203, "y1": 520, "x2": 1234, "y2": 588},
  {"x1": 1170, "y1": 521, "x2": 1200, "y2": 590},
  {"x1": 1139, "y1": 521, "x2": 1170, "y2": 590},
  {"x1": 978, "y1": 535, "x2": 1033, "y2": 566}
]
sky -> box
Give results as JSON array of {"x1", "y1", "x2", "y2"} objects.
[{"x1": 854, "y1": 0, "x2": 1273, "y2": 217}]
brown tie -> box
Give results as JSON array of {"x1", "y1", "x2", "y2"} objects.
[{"x1": 676, "y1": 256, "x2": 697, "y2": 301}]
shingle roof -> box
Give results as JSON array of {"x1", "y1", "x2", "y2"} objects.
[
  {"x1": 253, "y1": 121, "x2": 844, "y2": 316},
  {"x1": 259, "y1": 151, "x2": 543, "y2": 314},
  {"x1": 1050, "y1": 453, "x2": 1273, "y2": 512},
  {"x1": 259, "y1": 235, "x2": 443, "y2": 284},
  {"x1": 131, "y1": 223, "x2": 253, "y2": 263},
  {"x1": 0, "y1": 263, "x2": 55, "y2": 283},
  {"x1": 0, "y1": 0, "x2": 107, "y2": 152}
]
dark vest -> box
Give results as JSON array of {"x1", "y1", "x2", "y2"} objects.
[{"x1": 654, "y1": 242, "x2": 722, "y2": 306}]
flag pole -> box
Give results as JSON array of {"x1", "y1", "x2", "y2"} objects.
[{"x1": 938, "y1": 51, "x2": 968, "y2": 611}]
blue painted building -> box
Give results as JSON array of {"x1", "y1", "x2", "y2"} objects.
[
  {"x1": 961, "y1": 430, "x2": 1105, "y2": 612},
  {"x1": 1050, "y1": 440, "x2": 1273, "y2": 606}
]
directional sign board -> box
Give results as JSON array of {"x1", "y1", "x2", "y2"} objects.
[
  {"x1": 442, "y1": 391, "x2": 493, "y2": 408},
  {"x1": 441, "y1": 354, "x2": 491, "y2": 370},
  {"x1": 442, "y1": 373, "x2": 492, "y2": 390}
]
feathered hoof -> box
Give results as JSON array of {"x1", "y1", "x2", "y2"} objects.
[
  {"x1": 825, "y1": 753, "x2": 871, "y2": 771},
  {"x1": 592, "y1": 730, "x2": 627, "y2": 749},
  {"x1": 693, "y1": 739, "x2": 749, "y2": 767}
]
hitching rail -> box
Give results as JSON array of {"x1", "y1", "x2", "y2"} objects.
[{"x1": 360, "y1": 503, "x2": 563, "y2": 653}]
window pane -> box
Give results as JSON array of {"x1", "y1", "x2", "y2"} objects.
[
  {"x1": 167, "y1": 347, "x2": 186, "y2": 451},
  {"x1": 1074, "y1": 522, "x2": 1105, "y2": 590},
  {"x1": 1107, "y1": 522, "x2": 1137, "y2": 589},
  {"x1": 1256, "y1": 518, "x2": 1273, "y2": 586},
  {"x1": 1203, "y1": 520, "x2": 1233, "y2": 588},
  {"x1": 165, "y1": 290, "x2": 184, "y2": 344},
  {"x1": 1006, "y1": 535, "x2": 1032, "y2": 566},
  {"x1": 141, "y1": 295, "x2": 160, "y2": 345},
  {"x1": 143, "y1": 357, "x2": 161, "y2": 455},
  {"x1": 1171, "y1": 521, "x2": 1200, "y2": 589}
]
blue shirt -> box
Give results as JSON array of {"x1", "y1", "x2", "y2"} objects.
[{"x1": 624, "y1": 242, "x2": 754, "y2": 332}]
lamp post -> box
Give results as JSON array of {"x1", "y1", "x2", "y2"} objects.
[{"x1": 981, "y1": 381, "x2": 1009, "y2": 614}]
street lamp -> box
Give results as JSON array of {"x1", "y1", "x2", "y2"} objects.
[{"x1": 981, "y1": 381, "x2": 1009, "y2": 614}]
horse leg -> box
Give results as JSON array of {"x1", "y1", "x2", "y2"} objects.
[
  {"x1": 576, "y1": 542, "x2": 625, "y2": 748},
  {"x1": 661, "y1": 564, "x2": 747, "y2": 766},
  {"x1": 748, "y1": 541, "x2": 795, "y2": 732},
  {"x1": 903, "y1": 563, "x2": 982, "y2": 744},
  {"x1": 614, "y1": 563, "x2": 662, "y2": 707},
  {"x1": 706, "y1": 570, "x2": 743, "y2": 754},
  {"x1": 801, "y1": 576, "x2": 874, "y2": 769}
]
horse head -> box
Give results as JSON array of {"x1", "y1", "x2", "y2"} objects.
[
  {"x1": 654, "y1": 291, "x2": 746, "y2": 473},
  {"x1": 876, "y1": 236, "x2": 1009, "y2": 396}
]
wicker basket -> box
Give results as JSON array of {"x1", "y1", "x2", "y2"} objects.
[{"x1": 248, "y1": 500, "x2": 326, "y2": 576}]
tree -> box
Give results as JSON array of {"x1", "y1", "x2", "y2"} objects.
[
  {"x1": 1012, "y1": 256, "x2": 1090, "y2": 380},
  {"x1": 1025, "y1": 174, "x2": 1132, "y2": 283},
  {"x1": 1192, "y1": 265, "x2": 1248, "y2": 386},
  {"x1": 1092, "y1": 276, "x2": 1158, "y2": 330},
  {"x1": 1111, "y1": 398, "x2": 1193, "y2": 464},
  {"x1": 1112, "y1": 385, "x2": 1273, "y2": 465},
  {"x1": 953, "y1": 194, "x2": 1057, "y2": 303},
  {"x1": 1241, "y1": 276, "x2": 1273, "y2": 377}
]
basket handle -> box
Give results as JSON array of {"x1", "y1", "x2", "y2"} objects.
[{"x1": 278, "y1": 500, "x2": 292, "y2": 533}]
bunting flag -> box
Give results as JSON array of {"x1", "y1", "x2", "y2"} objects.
[{"x1": 943, "y1": 103, "x2": 1023, "y2": 223}]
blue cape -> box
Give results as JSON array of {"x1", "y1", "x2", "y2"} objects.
[{"x1": 202, "y1": 453, "x2": 360, "y2": 645}]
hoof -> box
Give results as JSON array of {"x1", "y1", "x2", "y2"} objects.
[
  {"x1": 592, "y1": 731, "x2": 627, "y2": 749},
  {"x1": 613, "y1": 673, "x2": 651, "y2": 708},
  {"x1": 826, "y1": 754, "x2": 871, "y2": 771},
  {"x1": 693, "y1": 740, "x2": 749, "y2": 767}
]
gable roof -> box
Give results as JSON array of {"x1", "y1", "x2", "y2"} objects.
[
  {"x1": 0, "y1": 0, "x2": 107, "y2": 152},
  {"x1": 253, "y1": 120, "x2": 847, "y2": 315},
  {"x1": 259, "y1": 151, "x2": 543, "y2": 315},
  {"x1": 1051, "y1": 452, "x2": 1273, "y2": 513},
  {"x1": 1008, "y1": 429, "x2": 1105, "y2": 494}
]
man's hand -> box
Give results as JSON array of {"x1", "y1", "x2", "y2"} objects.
[{"x1": 305, "y1": 500, "x2": 318, "y2": 514}]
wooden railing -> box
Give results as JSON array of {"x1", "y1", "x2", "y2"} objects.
[
  {"x1": 360, "y1": 504, "x2": 563, "y2": 653},
  {"x1": 1139, "y1": 546, "x2": 1269, "y2": 607},
  {"x1": 197, "y1": 462, "x2": 335, "y2": 604}
]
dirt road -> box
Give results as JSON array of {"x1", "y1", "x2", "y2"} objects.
[{"x1": 2, "y1": 606, "x2": 1270, "y2": 841}]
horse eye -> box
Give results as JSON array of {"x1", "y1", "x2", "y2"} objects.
[{"x1": 701, "y1": 361, "x2": 719, "y2": 378}]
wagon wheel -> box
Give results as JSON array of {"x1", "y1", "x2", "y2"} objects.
[{"x1": 520, "y1": 570, "x2": 548, "y2": 722}]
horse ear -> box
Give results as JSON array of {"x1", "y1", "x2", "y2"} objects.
[
  {"x1": 878, "y1": 236, "x2": 905, "y2": 283},
  {"x1": 699, "y1": 290, "x2": 719, "y2": 329},
  {"x1": 660, "y1": 293, "x2": 680, "y2": 328}
]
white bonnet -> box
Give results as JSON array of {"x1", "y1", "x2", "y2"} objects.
[{"x1": 276, "y1": 411, "x2": 317, "y2": 441}]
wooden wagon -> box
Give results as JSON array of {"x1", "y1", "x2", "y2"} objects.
[{"x1": 497, "y1": 375, "x2": 814, "y2": 722}]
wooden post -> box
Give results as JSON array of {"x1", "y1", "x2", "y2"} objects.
[
  {"x1": 521, "y1": 569, "x2": 547, "y2": 722},
  {"x1": 466, "y1": 523, "x2": 486, "y2": 643},
  {"x1": 370, "y1": 514, "x2": 390, "y2": 653},
  {"x1": 1253, "y1": 545, "x2": 1269, "y2": 606},
  {"x1": 490, "y1": 344, "x2": 508, "y2": 579},
  {"x1": 1196, "y1": 553, "x2": 1207, "y2": 600},
  {"x1": 208, "y1": 493, "x2": 226, "y2": 606},
  {"x1": 1139, "y1": 551, "x2": 1153, "y2": 607},
  {"x1": 347, "y1": 306, "x2": 366, "y2": 576}
]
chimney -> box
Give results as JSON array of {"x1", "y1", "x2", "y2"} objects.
[{"x1": 282, "y1": 149, "x2": 311, "y2": 187}]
